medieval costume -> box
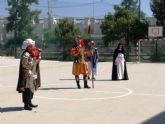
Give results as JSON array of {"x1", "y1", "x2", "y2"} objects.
[
  {"x1": 86, "y1": 41, "x2": 99, "y2": 80},
  {"x1": 17, "y1": 38, "x2": 41, "y2": 110},
  {"x1": 112, "y1": 43, "x2": 129, "y2": 80},
  {"x1": 71, "y1": 36, "x2": 91, "y2": 89}
]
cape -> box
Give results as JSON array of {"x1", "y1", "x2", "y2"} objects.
[
  {"x1": 16, "y1": 52, "x2": 41, "y2": 93},
  {"x1": 111, "y1": 49, "x2": 129, "y2": 80}
]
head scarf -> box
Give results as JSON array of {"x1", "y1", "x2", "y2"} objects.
[
  {"x1": 21, "y1": 38, "x2": 35, "y2": 50},
  {"x1": 21, "y1": 38, "x2": 39, "y2": 61}
]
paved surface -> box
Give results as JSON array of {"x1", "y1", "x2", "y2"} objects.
[{"x1": 0, "y1": 56, "x2": 165, "y2": 124}]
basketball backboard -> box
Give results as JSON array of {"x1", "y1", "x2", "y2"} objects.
[{"x1": 148, "y1": 26, "x2": 163, "y2": 38}]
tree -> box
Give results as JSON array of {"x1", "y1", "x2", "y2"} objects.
[
  {"x1": 151, "y1": 0, "x2": 165, "y2": 35},
  {"x1": 121, "y1": 0, "x2": 138, "y2": 15},
  {"x1": 100, "y1": 13, "x2": 116, "y2": 46},
  {"x1": 121, "y1": 0, "x2": 145, "y2": 19},
  {"x1": 6, "y1": 0, "x2": 40, "y2": 48},
  {"x1": 44, "y1": 29, "x2": 57, "y2": 44},
  {"x1": 100, "y1": 6, "x2": 148, "y2": 59},
  {"x1": 151, "y1": 0, "x2": 165, "y2": 25},
  {"x1": 54, "y1": 18, "x2": 80, "y2": 60}
]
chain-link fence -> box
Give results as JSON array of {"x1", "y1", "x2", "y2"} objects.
[
  {"x1": 139, "y1": 39, "x2": 165, "y2": 62},
  {"x1": 2, "y1": 39, "x2": 165, "y2": 62}
]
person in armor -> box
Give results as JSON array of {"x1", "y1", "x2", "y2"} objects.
[
  {"x1": 17, "y1": 38, "x2": 41, "y2": 110},
  {"x1": 70, "y1": 36, "x2": 91, "y2": 89}
]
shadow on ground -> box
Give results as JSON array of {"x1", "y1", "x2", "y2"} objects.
[
  {"x1": 0, "y1": 107, "x2": 23, "y2": 113},
  {"x1": 141, "y1": 111, "x2": 165, "y2": 124},
  {"x1": 40, "y1": 87, "x2": 77, "y2": 90},
  {"x1": 60, "y1": 78, "x2": 112, "y2": 81}
]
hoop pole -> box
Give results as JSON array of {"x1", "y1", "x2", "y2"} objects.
[
  {"x1": 139, "y1": 39, "x2": 141, "y2": 62},
  {"x1": 136, "y1": 40, "x2": 138, "y2": 62},
  {"x1": 137, "y1": 39, "x2": 141, "y2": 63}
]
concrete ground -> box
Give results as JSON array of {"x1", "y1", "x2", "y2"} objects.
[{"x1": 0, "y1": 56, "x2": 165, "y2": 124}]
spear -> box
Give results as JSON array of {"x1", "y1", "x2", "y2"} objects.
[
  {"x1": 87, "y1": 19, "x2": 94, "y2": 88},
  {"x1": 91, "y1": 49, "x2": 94, "y2": 88}
]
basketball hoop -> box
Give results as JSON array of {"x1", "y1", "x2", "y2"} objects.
[{"x1": 148, "y1": 26, "x2": 163, "y2": 38}]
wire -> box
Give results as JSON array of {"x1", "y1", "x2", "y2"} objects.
[
  {"x1": 52, "y1": 13, "x2": 106, "y2": 18},
  {"x1": 31, "y1": 1, "x2": 113, "y2": 9}
]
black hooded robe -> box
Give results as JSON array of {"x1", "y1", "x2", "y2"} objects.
[{"x1": 111, "y1": 49, "x2": 129, "y2": 80}]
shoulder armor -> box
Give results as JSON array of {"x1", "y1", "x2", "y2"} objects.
[{"x1": 23, "y1": 52, "x2": 30, "y2": 58}]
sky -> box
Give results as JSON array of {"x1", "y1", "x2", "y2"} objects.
[{"x1": 0, "y1": 0, "x2": 153, "y2": 19}]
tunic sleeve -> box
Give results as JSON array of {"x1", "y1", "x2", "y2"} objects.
[
  {"x1": 22, "y1": 52, "x2": 33, "y2": 70},
  {"x1": 21, "y1": 52, "x2": 33, "y2": 78}
]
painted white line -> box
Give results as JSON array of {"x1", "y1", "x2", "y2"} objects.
[
  {"x1": 0, "y1": 60, "x2": 53, "y2": 68},
  {"x1": 0, "y1": 83, "x2": 132, "y2": 100},
  {"x1": 132, "y1": 93, "x2": 165, "y2": 97},
  {"x1": 1, "y1": 84, "x2": 165, "y2": 98},
  {"x1": 83, "y1": 91, "x2": 125, "y2": 94},
  {"x1": 0, "y1": 65, "x2": 18, "y2": 68},
  {"x1": 0, "y1": 60, "x2": 52, "y2": 68},
  {"x1": 34, "y1": 85, "x2": 132, "y2": 101},
  {"x1": 0, "y1": 85, "x2": 15, "y2": 88}
]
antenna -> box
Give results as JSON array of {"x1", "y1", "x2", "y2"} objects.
[
  {"x1": 93, "y1": 0, "x2": 94, "y2": 18},
  {"x1": 92, "y1": 0, "x2": 95, "y2": 35},
  {"x1": 47, "y1": 0, "x2": 51, "y2": 28}
]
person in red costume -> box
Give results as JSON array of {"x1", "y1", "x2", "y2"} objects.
[{"x1": 71, "y1": 36, "x2": 91, "y2": 89}]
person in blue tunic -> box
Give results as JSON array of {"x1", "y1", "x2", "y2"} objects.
[{"x1": 86, "y1": 41, "x2": 99, "y2": 80}]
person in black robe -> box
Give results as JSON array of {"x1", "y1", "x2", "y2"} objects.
[{"x1": 112, "y1": 43, "x2": 129, "y2": 80}]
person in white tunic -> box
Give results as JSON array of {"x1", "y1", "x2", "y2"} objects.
[{"x1": 112, "y1": 43, "x2": 129, "y2": 80}]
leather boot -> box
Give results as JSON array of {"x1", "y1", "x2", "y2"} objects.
[
  {"x1": 76, "y1": 80, "x2": 81, "y2": 89},
  {"x1": 24, "y1": 104, "x2": 32, "y2": 111},
  {"x1": 76, "y1": 76, "x2": 81, "y2": 89},
  {"x1": 29, "y1": 103, "x2": 38, "y2": 108},
  {"x1": 84, "y1": 80, "x2": 90, "y2": 88}
]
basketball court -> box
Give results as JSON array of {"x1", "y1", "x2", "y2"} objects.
[{"x1": 0, "y1": 57, "x2": 165, "y2": 124}]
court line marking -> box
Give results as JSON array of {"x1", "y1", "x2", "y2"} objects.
[
  {"x1": 0, "y1": 60, "x2": 56, "y2": 68},
  {"x1": 0, "y1": 65, "x2": 18, "y2": 68},
  {"x1": 0, "y1": 85, "x2": 15, "y2": 88},
  {"x1": 34, "y1": 84, "x2": 132, "y2": 101},
  {"x1": 132, "y1": 93, "x2": 165, "y2": 97},
  {"x1": 2, "y1": 83, "x2": 165, "y2": 100},
  {"x1": 0, "y1": 84, "x2": 132, "y2": 101}
]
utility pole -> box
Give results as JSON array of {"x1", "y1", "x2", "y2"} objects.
[
  {"x1": 92, "y1": 0, "x2": 94, "y2": 19},
  {"x1": 125, "y1": 2, "x2": 130, "y2": 61},
  {"x1": 47, "y1": 0, "x2": 51, "y2": 29},
  {"x1": 138, "y1": 0, "x2": 141, "y2": 20},
  {"x1": 92, "y1": 0, "x2": 95, "y2": 35}
]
